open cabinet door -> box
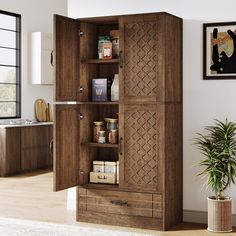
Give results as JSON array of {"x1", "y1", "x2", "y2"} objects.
[
  {"x1": 53, "y1": 14, "x2": 80, "y2": 191},
  {"x1": 54, "y1": 104, "x2": 79, "y2": 191},
  {"x1": 54, "y1": 14, "x2": 79, "y2": 101}
]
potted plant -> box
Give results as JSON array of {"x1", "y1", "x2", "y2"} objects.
[{"x1": 194, "y1": 119, "x2": 236, "y2": 232}]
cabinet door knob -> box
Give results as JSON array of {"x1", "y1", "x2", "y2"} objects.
[
  {"x1": 79, "y1": 113, "x2": 83, "y2": 120},
  {"x1": 79, "y1": 86, "x2": 84, "y2": 93}
]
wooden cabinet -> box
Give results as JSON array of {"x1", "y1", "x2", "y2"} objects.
[
  {"x1": 54, "y1": 12, "x2": 182, "y2": 230},
  {"x1": 0, "y1": 125, "x2": 53, "y2": 177},
  {"x1": 21, "y1": 126, "x2": 52, "y2": 172},
  {"x1": 0, "y1": 127, "x2": 21, "y2": 176}
]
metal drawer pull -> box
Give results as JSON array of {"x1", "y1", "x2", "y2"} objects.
[
  {"x1": 98, "y1": 175, "x2": 107, "y2": 180},
  {"x1": 110, "y1": 200, "x2": 128, "y2": 206}
]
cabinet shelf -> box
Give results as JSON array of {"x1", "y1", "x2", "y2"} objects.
[
  {"x1": 81, "y1": 142, "x2": 119, "y2": 148},
  {"x1": 78, "y1": 101, "x2": 119, "y2": 105},
  {"x1": 84, "y1": 183, "x2": 119, "y2": 190},
  {"x1": 81, "y1": 59, "x2": 119, "y2": 64}
]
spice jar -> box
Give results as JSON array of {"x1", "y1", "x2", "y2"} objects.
[
  {"x1": 109, "y1": 129, "x2": 118, "y2": 144},
  {"x1": 98, "y1": 131, "x2": 106, "y2": 144},
  {"x1": 93, "y1": 121, "x2": 105, "y2": 143},
  {"x1": 109, "y1": 118, "x2": 118, "y2": 130}
]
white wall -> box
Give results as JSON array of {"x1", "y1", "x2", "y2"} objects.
[
  {"x1": 0, "y1": 0, "x2": 67, "y2": 119},
  {"x1": 67, "y1": 0, "x2": 236, "y2": 217}
]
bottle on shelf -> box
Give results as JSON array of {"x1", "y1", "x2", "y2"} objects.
[{"x1": 111, "y1": 74, "x2": 119, "y2": 102}]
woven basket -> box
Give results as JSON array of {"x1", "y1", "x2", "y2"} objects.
[{"x1": 208, "y1": 197, "x2": 232, "y2": 233}]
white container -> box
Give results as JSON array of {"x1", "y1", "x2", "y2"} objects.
[
  {"x1": 105, "y1": 161, "x2": 116, "y2": 173},
  {"x1": 117, "y1": 161, "x2": 119, "y2": 184},
  {"x1": 90, "y1": 172, "x2": 116, "y2": 184},
  {"x1": 93, "y1": 161, "x2": 105, "y2": 173},
  {"x1": 111, "y1": 74, "x2": 119, "y2": 101}
]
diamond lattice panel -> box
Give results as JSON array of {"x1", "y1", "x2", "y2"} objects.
[
  {"x1": 124, "y1": 22, "x2": 158, "y2": 98},
  {"x1": 124, "y1": 109, "x2": 159, "y2": 190}
]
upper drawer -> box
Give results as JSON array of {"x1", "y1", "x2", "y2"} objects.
[{"x1": 78, "y1": 188, "x2": 162, "y2": 218}]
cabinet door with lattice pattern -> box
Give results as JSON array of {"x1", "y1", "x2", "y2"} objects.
[
  {"x1": 119, "y1": 104, "x2": 163, "y2": 192},
  {"x1": 119, "y1": 14, "x2": 164, "y2": 103}
]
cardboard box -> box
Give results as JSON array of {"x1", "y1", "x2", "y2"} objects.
[
  {"x1": 92, "y1": 78, "x2": 111, "y2": 101},
  {"x1": 90, "y1": 172, "x2": 116, "y2": 184}
]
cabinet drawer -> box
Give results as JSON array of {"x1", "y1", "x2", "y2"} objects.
[{"x1": 78, "y1": 188, "x2": 162, "y2": 218}]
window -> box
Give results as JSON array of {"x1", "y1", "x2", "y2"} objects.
[{"x1": 0, "y1": 10, "x2": 21, "y2": 118}]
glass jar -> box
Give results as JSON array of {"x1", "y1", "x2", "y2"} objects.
[
  {"x1": 108, "y1": 129, "x2": 118, "y2": 144},
  {"x1": 109, "y1": 118, "x2": 118, "y2": 130},
  {"x1": 98, "y1": 131, "x2": 106, "y2": 144},
  {"x1": 93, "y1": 121, "x2": 105, "y2": 143}
]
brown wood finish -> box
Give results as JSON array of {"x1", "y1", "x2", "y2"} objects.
[
  {"x1": 79, "y1": 21, "x2": 97, "y2": 102},
  {"x1": 78, "y1": 188, "x2": 162, "y2": 218},
  {"x1": 164, "y1": 104, "x2": 183, "y2": 230},
  {"x1": 54, "y1": 105, "x2": 79, "y2": 191},
  {"x1": 54, "y1": 12, "x2": 182, "y2": 231},
  {"x1": 0, "y1": 126, "x2": 52, "y2": 177},
  {"x1": 119, "y1": 104, "x2": 163, "y2": 193},
  {"x1": 163, "y1": 14, "x2": 183, "y2": 103},
  {"x1": 81, "y1": 59, "x2": 119, "y2": 64},
  {"x1": 81, "y1": 142, "x2": 118, "y2": 148},
  {"x1": 0, "y1": 128, "x2": 21, "y2": 177},
  {"x1": 54, "y1": 15, "x2": 79, "y2": 101},
  {"x1": 21, "y1": 126, "x2": 51, "y2": 172}
]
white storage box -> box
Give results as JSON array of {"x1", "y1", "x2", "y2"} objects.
[
  {"x1": 93, "y1": 161, "x2": 105, "y2": 173},
  {"x1": 90, "y1": 172, "x2": 116, "y2": 184},
  {"x1": 104, "y1": 161, "x2": 116, "y2": 173},
  {"x1": 116, "y1": 161, "x2": 119, "y2": 184}
]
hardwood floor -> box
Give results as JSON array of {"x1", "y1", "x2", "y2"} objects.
[{"x1": 0, "y1": 170, "x2": 235, "y2": 235}]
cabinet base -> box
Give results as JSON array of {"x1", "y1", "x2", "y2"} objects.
[{"x1": 77, "y1": 211, "x2": 164, "y2": 230}]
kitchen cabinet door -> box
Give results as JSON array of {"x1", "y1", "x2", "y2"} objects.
[
  {"x1": 54, "y1": 15, "x2": 80, "y2": 101},
  {"x1": 54, "y1": 105, "x2": 79, "y2": 191}
]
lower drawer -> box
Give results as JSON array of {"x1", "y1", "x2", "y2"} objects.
[{"x1": 78, "y1": 188, "x2": 162, "y2": 218}]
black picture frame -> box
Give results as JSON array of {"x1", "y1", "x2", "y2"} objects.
[{"x1": 203, "y1": 21, "x2": 236, "y2": 80}]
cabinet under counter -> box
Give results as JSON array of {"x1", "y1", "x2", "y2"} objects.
[{"x1": 0, "y1": 123, "x2": 53, "y2": 177}]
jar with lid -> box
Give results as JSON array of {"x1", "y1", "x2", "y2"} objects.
[
  {"x1": 108, "y1": 118, "x2": 118, "y2": 130},
  {"x1": 98, "y1": 131, "x2": 106, "y2": 144},
  {"x1": 93, "y1": 121, "x2": 105, "y2": 143}
]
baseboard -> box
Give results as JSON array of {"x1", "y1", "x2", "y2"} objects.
[{"x1": 183, "y1": 210, "x2": 236, "y2": 226}]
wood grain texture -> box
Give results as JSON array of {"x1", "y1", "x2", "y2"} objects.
[
  {"x1": 163, "y1": 14, "x2": 183, "y2": 103},
  {"x1": 21, "y1": 126, "x2": 52, "y2": 173},
  {"x1": 163, "y1": 104, "x2": 183, "y2": 229},
  {"x1": 54, "y1": 12, "x2": 182, "y2": 231},
  {"x1": 54, "y1": 105, "x2": 79, "y2": 191},
  {"x1": 79, "y1": 21, "x2": 97, "y2": 102},
  {"x1": 0, "y1": 126, "x2": 52, "y2": 177},
  {"x1": 85, "y1": 189, "x2": 153, "y2": 217},
  {"x1": 120, "y1": 104, "x2": 162, "y2": 193},
  {"x1": 0, "y1": 128, "x2": 21, "y2": 176},
  {"x1": 54, "y1": 15, "x2": 79, "y2": 101},
  {"x1": 77, "y1": 187, "x2": 163, "y2": 229}
]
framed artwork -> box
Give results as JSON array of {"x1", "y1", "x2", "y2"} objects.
[{"x1": 203, "y1": 22, "x2": 236, "y2": 80}]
